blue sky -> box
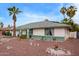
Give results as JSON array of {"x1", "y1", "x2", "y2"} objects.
[{"x1": 0, "y1": 3, "x2": 79, "y2": 27}]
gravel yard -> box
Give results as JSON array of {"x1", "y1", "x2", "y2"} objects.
[{"x1": 0, "y1": 37, "x2": 79, "y2": 56}]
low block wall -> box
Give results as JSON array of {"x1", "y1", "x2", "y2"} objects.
[
  {"x1": 31, "y1": 35, "x2": 64, "y2": 41},
  {"x1": 69, "y1": 32, "x2": 77, "y2": 38}
]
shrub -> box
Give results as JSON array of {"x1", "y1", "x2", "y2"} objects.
[
  {"x1": 20, "y1": 35, "x2": 27, "y2": 39},
  {"x1": 5, "y1": 31, "x2": 12, "y2": 36},
  {"x1": 53, "y1": 37, "x2": 56, "y2": 41}
]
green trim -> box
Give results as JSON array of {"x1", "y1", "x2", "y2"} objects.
[
  {"x1": 31, "y1": 35, "x2": 64, "y2": 41},
  {"x1": 54, "y1": 36, "x2": 64, "y2": 41}
]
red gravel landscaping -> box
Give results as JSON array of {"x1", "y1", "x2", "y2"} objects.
[{"x1": 0, "y1": 37, "x2": 79, "y2": 56}]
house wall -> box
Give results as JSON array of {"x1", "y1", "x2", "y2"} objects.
[
  {"x1": 16, "y1": 31, "x2": 20, "y2": 36},
  {"x1": 33, "y1": 28, "x2": 45, "y2": 36},
  {"x1": 30, "y1": 27, "x2": 70, "y2": 41},
  {"x1": 16, "y1": 30, "x2": 26, "y2": 36},
  {"x1": 11, "y1": 30, "x2": 20, "y2": 36},
  {"x1": 33, "y1": 28, "x2": 69, "y2": 38},
  {"x1": 22, "y1": 30, "x2": 26, "y2": 35},
  {"x1": 10, "y1": 31, "x2": 13, "y2": 36},
  {"x1": 54, "y1": 28, "x2": 65, "y2": 37},
  {"x1": 54, "y1": 28, "x2": 70, "y2": 40}
]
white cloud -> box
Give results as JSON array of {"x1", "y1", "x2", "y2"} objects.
[
  {"x1": 16, "y1": 12, "x2": 53, "y2": 26},
  {"x1": 16, "y1": 11, "x2": 64, "y2": 26},
  {"x1": 24, "y1": 13, "x2": 49, "y2": 19},
  {"x1": 16, "y1": 4, "x2": 64, "y2": 26},
  {"x1": 16, "y1": 3, "x2": 66, "y2": 26}
]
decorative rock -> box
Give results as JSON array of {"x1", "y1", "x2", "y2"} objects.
[
  {"x1": 46, "y1": 47, "x2": 51, "y2": 53},
  {"x1": 29, "y1": 41, "x2": 40, "y2": 47},
  {"x1": 6, "y1": 46, "x2": 13, "y2": 50},
  {"x1": 37, "y1": 43, "x2": 39, "y2": 47},
  {"x1": 0, "y1": 38, "x2": 11, "y2": 43},
  {"x1": 30, "y1": 42, "x2": 33, "y2": 46},
  {"x1": 46, "y1": 47, "x2": 71, "y2": 56},
  {"x1": 0, "y1": 42, "x2": 3, "y2": 45},
  {"x1": 34, "y1": 43, "x2": 37, "y2": 47}
]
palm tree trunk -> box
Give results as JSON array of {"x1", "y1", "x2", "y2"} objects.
[
  {"x1": 13, "y1": 14, "x2": 16, "y2": 37},
  {"x1": 13, "y1": 20, "x2": 16, "y2": 37}
]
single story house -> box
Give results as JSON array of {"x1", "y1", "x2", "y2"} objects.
[{"x1": 16, "y1": 19, "x2": 71, "y2": 41}]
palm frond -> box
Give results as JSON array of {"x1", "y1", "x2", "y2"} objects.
[
  {"x1": 15, "y1": 8, "x2": 22, "y2": 14},
  {"x1": 9, "y1": 12, "x2": 13, "y2": 16},
  {"x1": 8, "y1": 8, "x2": 13, "y2": 11},
  {"x1": 60, "y1": 7, "x2": 66, "y2": 15}
]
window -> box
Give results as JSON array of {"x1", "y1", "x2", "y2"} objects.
[{"x1": 45, "y1": 28, "x2": 52, "y2": 35}]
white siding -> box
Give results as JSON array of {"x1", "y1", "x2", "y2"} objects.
[
  {"x1": 51, "y1": 29, "x2": 54, "y2": 35},
  {"x1": 54, "y1": 28, "x2": 65, "y2": 37},
  {"x1": 32, "y1": 28, "x2": 70, "y2": 40},
  {"x1": 33, "y1": 29, "x2": 44, "y2": 36},
  {"x1": 16, "y1": 31, "x2": 19, "y2": 36},
  {"x1": 11, "y1": 31, "x2": 13, "y2": 36},
  {"x1": 54, "y1": 28, "x2": 70, "y2": 40},
  {"x1": 22, "y1": 30, "x2": 26, "y2": 35}
]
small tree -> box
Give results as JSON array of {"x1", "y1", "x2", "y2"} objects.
[{"x1": 61, "y1": 18, "x2": 79, "y2": 31}]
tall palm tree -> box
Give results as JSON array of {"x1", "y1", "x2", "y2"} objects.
[
  {"x1": 60, "y1": 7, "x2": 66, "y2": 19},
  {"x1": 66, "y1": 6, "x2": 77, "y2": 20},
  {"x1": 8, "y1": 6, "x2": 22, "y2": 37}
]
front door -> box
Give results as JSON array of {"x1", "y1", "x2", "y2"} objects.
[{"x1": 29, "y1": 29, "x2": 33, "y2": 38}]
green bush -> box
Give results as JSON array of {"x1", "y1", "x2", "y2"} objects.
[
  {"x1": 5, "y1": 31, "x2": 12, "y2": 36},
  {"x1": 20, "y1": 35, "x2": 27, "y2": 39}
]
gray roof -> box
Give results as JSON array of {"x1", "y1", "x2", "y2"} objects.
[{"x1": 17, "y1": 20, "x2": 71, "y2": 30}]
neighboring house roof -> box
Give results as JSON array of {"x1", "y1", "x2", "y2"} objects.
[
  {"x1": 0, "y1": 27, "x2": 13, "y2": 31},
  {"x1": 17, "y1": 20, "x2": 71, "y2": 30}
]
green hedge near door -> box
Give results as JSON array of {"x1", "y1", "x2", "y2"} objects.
[{"x1": 31, "y1": 35, "x2": 64, "y2": 41}]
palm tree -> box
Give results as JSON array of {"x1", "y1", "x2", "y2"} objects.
[
  {"x1": 66, "y1": 6, "x2": 77, "y2": 20},
  {"x1": 60, "y1": 7, "x2": 66, "y2": 19},
  {"x1": 8, "y1": 6, "x2": 22, "y2": 37}
]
